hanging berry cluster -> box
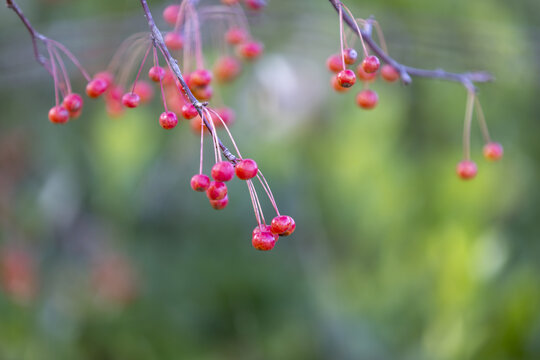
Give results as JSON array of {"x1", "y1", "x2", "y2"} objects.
[{"x1": 327, "y1": 0, "x2": 502, "y2": 179}]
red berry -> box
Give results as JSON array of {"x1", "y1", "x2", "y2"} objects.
[
  {"x1": 159, "y1": 111, "x2": 178, "y2": 129},
  {"x1": 149, "y1": 66, "x2": 166, "y2": 82},
  {"x1": 381, "y1": 64, "x2": 400, "y2": 82},
  {"x1": 214, "y1": 56, "x2": 242, "y2": 83},
  {"x1": 270, "y1": 215, "x2": 295, "y2": 236},
  {"x1": 210, "y1": 195, "x2": 229, "y2": 210},
  {"x1": 245, "y1": 0, "x2": 266, "y2": 11},
  {"x1": 86, "y1": 78, "x2": 108, "y2": 98},
  {"x1": 483, "y1": 142, "x2": 503, "y2": 161},
  {"x1": 94, "y1": 71, "x2": 114, "y2": 87},
  {"x1": 235, "y1": 159, "x2": 258, "y2": 180},
  {"x1": 191, "y1": 85, "x2": 213, "y2": 101},
  {"x1": 343, "y1": 48, "x2": 358, "y2": 65},
  {"x1": 191, "y1": 174, "x2": 211, "y2": 192},
  {"x1": 337, "y1": 69, "x2": 356, "y2": 88},
  {"x1": 133, "y1": 81, "x2": 154, "y2": 103},
  {"x1": 252, "y1": 229, "x2": 277, "y2": 251},
  {"x1": 237, "y1": 41, "x2": 264, "y2": 60},
  {"x1": 181, "y1": 104, "x2": 199, "y2": 119},
  {"x1": 164, "y1": 32, "x2": 184, "y2": 50},
  {"x1": 362, "y1": 55, "x2": 380, "y2": 73},
  {"x1": 163, "y1": 4, "x2": 180, "y2": 25},
  {"x1": 211, "y1": 161, "x2": 235, "y2": 182},
  {"x1": 48, "y1": 105, "x2": 69, "y2": 124},
  {"x1": 356, "y1": 89, "x2": 378, "y2": 109},
  {"x1": 225, "y1": 27, "x2": 247, "y2": 45},
  {"x1": 206, "y1": 181, "x2": 227, "y2": 200},
  {"x1": 122, "y1": 93, "x2": 140, "y2": 108},
  {"x1": 326, "y1": 54, "x2": 343, "y2": 73},
  {"x1": 190, "y1": 69, "x2": 213, "y2": 87},
  {"x1": 331, "y1": 75, "x2": 349, "y2": 92},
  {"x1": 62, "y1": 93, "x2": 83, "y2": 115},
  {"x1": 356, "y1": 64, "x2": 377, "y2": 82},
  {"x1": 456, "y1": 160, "x2": 478, "y2": 180}
]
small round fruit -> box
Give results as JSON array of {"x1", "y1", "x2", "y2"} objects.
[
  {"x1": 159, "y1": 111, "x2": 178, "y2": 129},
  {"x1": 62, "y1": 93, "x2": 84, "y2": 115},
  {"x1": 190, "y1": 69, "x2": 213, "y2": 87},
  {"x1": 237, "y1": 41, "x2": 264, "y2": 60},
  {"x1": 381, "y1": 64, "x2": 400, "y2": 82},
  {"x1": 225, "y1": 27, "x2": 247, "y2": 45},
  {"x1": 181, "y1": 104, "x2": 199, "y2": 119},
  {"x1": 361, "y1": 55, "x2": 380, "y2": 73},
  {"x1": 94, "y1": 71, "x2": 114, "y2": 87},
  {"x1": 164, "y1": 32, "x2": 184, "y2": 50},
  {"x1": 456, "y1": 160, "x2": 478, "y2": 180},
  {"x1": 356, "y1": 89, "x2": 378, "y2": 109},
  {"x1": 191, "y1": 174, "x2": 211, "y2": 192},
  {"x1": 252, "y1": 230, "x2": 277, "y2": 251},
  {"x1": 235, "y1": 159, "x2": 258, "y2": 180},
  {"x1": 214, "y1": 56, "x2": 242, "y2": 83},
  {"x1": 343, "y1": 48, "x2": 358, "y2": 65},
  {"x1": 148, "y1": 66, "x2": 166, "y2": 82},
  {"x1": 206, "y1": 181, "x2": 227, "y2": 200},
  {"x1": 270, "y1": 215, "x2": 295, "y2": 236},
  {"x1": 337, "y1": 69, "x2": 356, "y2": 88},
  {"x1": 48, "y1": 106, "x2": 69, "y2": 124},
  {"x1": 356, "y1": 64, "x2": 377, "y2": 82},
  {"x1": 86, "y1": 78, "x2": 108, "y2": 98},
  {"x1": 210, "y1": 195, "x2": 229, "y2": 210},
  {"x1": 331, "y1": 75, "x2": 349, "y2": 93},
  {"x1": 326, "y1": 54, "x2": 343, "y2": 73},
  {"x1": 483, "y1": 142, "x2": 503, "y2": 161},
  {"x1": 122, "y1": 93, "x2": 140, "y2": 108},
  {"x1": 163, "y1": 4, "x2": 180, "y2": 25},
  {"x1": 211, "y1": 161, "x2": 235, "y2": 182}
]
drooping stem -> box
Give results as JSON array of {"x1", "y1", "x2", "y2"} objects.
[
  {"x1": 140, "y1": 0, "x2": 237, "y2": 164},
  {"x1": 463, "y1": 91, "x2": 475, "y2": 160},
  {"x1": 328, "y1": 0, "x2": 493, "y2": 88}
]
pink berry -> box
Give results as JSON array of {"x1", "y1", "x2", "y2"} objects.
[
  {"x1": 164, "y1": 32, "x2": 184, "y2": 50},
  {"x1": 214, "y1": 56, "x2": 242, "y2": 83},
  {"x1": 362, "y1": 55, "x2": 380, "y2": 73},
  {"x1": 94, "y1": 71, "x2": 114, "y2": 87},
  {"x1": 48, "y1": 105, "x2": 69, "y2": 124},
  {"x1": 163, "y1": 4, "x2": 180, "y2": 25},
  {"x1": 210, "y1": 195, "x2": 229, "y2": 210},
  {"x1": 211, "y1": 161, "x2": 235, "y2": 182},
  {"x1": 356, "y1": 64, "x2": 377, "y2": 82},
  {"x1": 206, "y1": 181, "x2": 227, "y2": 200},
  {"x1": 191, "y1": 174, "x2": 211, "y2": 192},
  {"x1": 245, "y1": 0, "x2": 267, "y2": 11},
  {"x1": 62, "y1": 93, "x2": 83, "y2": 115},
  {"x1": 159, "y1": 111, "x2": 178, "y2": 130},
  {"x1": 190, "y1": 69, "x2": 213, "y2": 87},
  {"x1": 181, "y1": 104, "x2": 199, "y2": 119},
  {"x1": 337, "y1": 69, "x2": 356, "y2": 88},
  {"x1": 456, "y1": 160, "x2": 478, "y2": 180},
  {"x1": 270, "y1": 215, "x2": 295, "y2": 236},
  {"x1": 122, "y1": 93, "x2": 140, "y2": 108},
  {"x1": 225, "y1": 27, "x2": 247, "y2": 45},
  {"x1": 356, "y1": 89, "x2": 378, "y2": 109},
  {"x1": 252, "y1": 230, "x2": 277, "y2": 251},
  {"x1": 483, "y1": 142, "x2": 503, "y2": 161},
  {"x1": 343, "y1": 48, "x2": 358, "y2": 65},
  {"x1": 86, "y1": 78, "x2": 108, "y2": 98},
  {"x1": 381, "y1": 64, "x2": 400, "y2": 82},
  {"x1": 148, "y1": 66, "x2": 166, "y2": 82},
  {"x1": 235, "y1": 159, "x2": 258, "y2": 180},
  {"x1": 326, "y1": 54, "x2": 343, "y2": 73},
  {"x1": 331, "y1": 75, "x2": 349, "y2": 92},
  {"x1": 237, "y1": 41, "x2": 264, "y2": 60},
  {"x1": 133, "y1": 81, "x2": 154, "y2": 103}
]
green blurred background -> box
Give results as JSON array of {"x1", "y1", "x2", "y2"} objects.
[{"x1": 1, "y1": 0, "x2": 539, "y2": 359}]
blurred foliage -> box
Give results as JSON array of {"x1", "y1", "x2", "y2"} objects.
[{"x1": 1, "y1": 0, "x2": 540, "y2": 359}]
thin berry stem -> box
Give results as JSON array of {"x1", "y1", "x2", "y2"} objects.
[
  {"x1": 247, "y1": 180, "x2": 262, "y2": 227},
  {"x1": 48, "y1": 40, "x2": 91, "y2": 81},
  {"x1": 203, "y1": 108, "x2": 221, "y2": 163},
  {"x1": 463, "y1": 91, "x2": 475, "y2": 160},
  {"x1": 154, "y1": 47, "x2": 169, "y2": 112},
  {"x1": 328, "y1": 0, "x2": 493, "y2": 87},
  {"x1": 256, "y1": 171, "x2": 280, "y2": 216},
  {"x1": 131, "y1": 44, "x2": 152, "y2": 93},
  {"x1": 140, "y1": 0, "x2": 237, "y2": 164},
  {"x1": 51, "y1": 46, "x2": 71, "y2": 95},
  {"x1": 474, "y1": 96, "x2": 492, "y2": 144},
  {"x1": 199, "y1": 117, "x2": 205, "y2": 174},
  {"x1": 207, "y1": 108, "x2": 243, "y2": 158},
  {"x1": 46, "y1": 43, "x2": 59, "y2": 106},
  {"x1": 338, "y1": 5, "x2": 346, "y2": 69},
  {"x1": 339, "y1": 3, "x2": 369, "y2": 57}
]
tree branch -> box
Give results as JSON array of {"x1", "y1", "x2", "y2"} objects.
[
  {"x1": 140, "y1": 0, "x2": 237, "y2": 163},
  {"x1": 6, "y1": 0, "x2": 51, "y2": 74},
  {"x1": 328, "y1": 0, "x2": 493, "y2": 91}
]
